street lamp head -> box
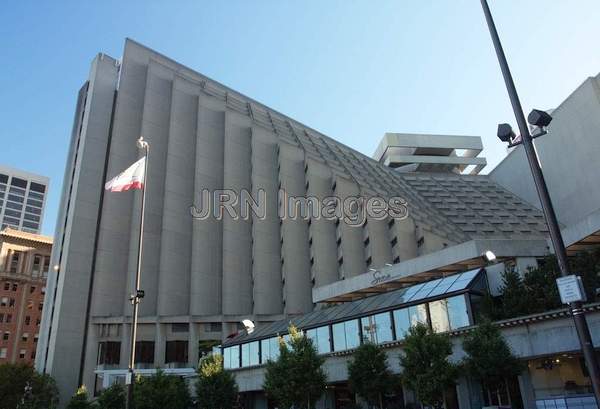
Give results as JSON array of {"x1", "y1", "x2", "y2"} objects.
[
  {"x1": 242, "y1": 319, "x2": 255, "y2": 334},
  {"x1": 482, "y1": 250, "x2": 497, "y2": 263},
  {"x1": 528, "y1": 109, "x2": 552, "y2": 128},
  {"x1": 497, "y1": 123, "x2": 516, "y2": 143}
]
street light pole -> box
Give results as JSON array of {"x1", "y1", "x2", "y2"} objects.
[{"x1": 480, "y1": 0, "x2": 600, "y2": 404}]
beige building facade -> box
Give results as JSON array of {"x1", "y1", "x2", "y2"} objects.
[{"x1": 0, "y1": 228, "x2": 51, "y2": 365}]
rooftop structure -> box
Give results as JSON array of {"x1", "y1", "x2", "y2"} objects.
[{"x1": 373, "y1": 133, "x2": 487, "y2": 174}]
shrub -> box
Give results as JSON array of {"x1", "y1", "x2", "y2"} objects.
[
  {"x1": 134, "y1": 370, "x2": 191, "y2": 409},
  {"x1": 66, "y1": 385, "x2": 93, "y2": 409},
  {"x1": 462, "y1": 320, "x2": 524, "y2": 384},
  {"x1": 263, "y1": 325, "x2": 327, "y2": 409},
  {"x1": 347, "y1": 342, "x2": 398, "y2": 408},
  {"x1": 96, "y1": 383, "x2": 125, "y2": 409},
  {"x1": 399, "y1": 323, "x2": 458, "y2": 409},
  {"x1": 0, "y1": 363, "x2": 59, "y2": 409},
  {"x1": 195, "y1": 354, "x2": 238, "y2": 409}
]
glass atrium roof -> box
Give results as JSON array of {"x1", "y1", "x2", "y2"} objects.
[{"x1": 224, "y1": 267, "x2": 485, "y2": 346}]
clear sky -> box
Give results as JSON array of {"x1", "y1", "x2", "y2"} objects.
[{"x1": 1, "y1": 1, "x2": 599, "y2": 236}]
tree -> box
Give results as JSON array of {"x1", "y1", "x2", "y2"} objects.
[
  {"x1": 0, "y1": 363, "x2": 59, "y2": 409},
  {"x1": 499, "y1": 266, "x2": 529, "y2": 318},
  {"x1": 523, "y1": 259, "x2": 562, "y2": 314},
  {"x1": 478, "y1": 291, "x2": 503, "y2": 321},
  {"x1": 462, "y1": 320, "x2": 524, "y2": 384},
  {"x1": 66, "y1": 385, "x2": 93, "y2": 409},
  {"x1": 96, "y1": 383, "x2": 125, "y2": 409},
  {"x1": 347, "y1": 342, "x2": 398, "y2": 408},
  {"x1": 263, "y1": 325, "x2": 327, "y2": 409},
  {"x1": 195, "y1": 354, "x2": 238, "y2": 409},
  {"x1": 134, "y1": 370, "x2": 191, "y2": 409},
  {"x1": 399, "y1": 323, "x2": 458, "y2": 409},
  {"x1": 570, "y1": 249, "x2": 600, "y2": 301}
]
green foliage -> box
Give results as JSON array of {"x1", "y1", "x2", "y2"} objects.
[
  {"x1": 96, "y1": 383, "x2": 125, "y2": 409},
  {"x1": 134, "y1": 370, "x2": 191, "y2": 409},
  {"x1": 347, "y1": 342, "x2": 398, "y2": 408},
  {"x1": 570, "y1": 249, "x2": 600, "y2": 301},
  {"x1": 263, "y1": 325, "x2": 327, "y2": 409},
  {"x1": 0, "y1": 363, "x2": 59, "y2": 409},
  {"x1": 399, "y1": 323, "x2": 458, "y2": 409},
  {"x1": 195, "y1": 354, "x2": 238, "y2": 409},
  {"x1": 461, "y1": 320, "x2": 524, "y2": 384},
  {"x1": 66, "y1": 385, "x2": 93, "y2": 409},
  {"x1": 523, "y1": 259, "x2": 562, "y2": 313},
  {"x1": 478, "y1": 291, "x2": 502, "y2": 321},
  {"x1": 484, "y1": 250, "x2": 600, "y2": 320},
  {"x1": 198, "y1": 340, "x2": 221, "y2": 360},
  {"x1": 499, "y1": 266, "x2": 530, "y2": 318}
]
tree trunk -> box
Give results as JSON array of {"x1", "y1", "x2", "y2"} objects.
[{"x1": 379, "y1": 393, "x2": 384, "y2": 409}]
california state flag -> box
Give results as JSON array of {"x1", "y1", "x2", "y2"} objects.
[{"x1": 104, "y1": 157, "x2": 146, "y2": 192}]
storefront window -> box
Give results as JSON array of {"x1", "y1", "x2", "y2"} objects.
[
  {"x1": 332, "y1": 320, "x2": 360, "y2": 351},
  {"x1": 447, "y1": 295, "x2": 470, "y2": 329},
  {"x1": 224, "y1": 346, "x2": 240, "y2": 369},
  {"x1": 361, "y1": 312, "x2": 393, "y2": 344},
  {"x1": 270, "y1": 337, "x2": 280, "y2": 360},
  {"x1": 261, "y1": 337, "x2": 281, "y2": 363},
  {"x1": 394, "y1": 303, "x2": 428, "y2": 340},
  {"x1": 249, "y1": 341, "x2": 259, "y2": 366},
  {"x1": 306, "y1": 326, "x2": 331, "y2": 354},
  {"x1": 240, "y1": 342, "x2": 259, "y2": 367},
  {"x1": 393, "y1": 308, "x2": 410, "y2": 340},
  {"x1": 429, "y1": 299, "x2": 450, "y2": 333},
  {"x1": 408, "y1": 304, "x2": 428, "y2": 326},
  {"x1": 241, "y1": 343, "x2": 250, "y2": 367}
]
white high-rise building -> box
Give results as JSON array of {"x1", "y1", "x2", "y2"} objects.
[{"x1": 0, "y1": 164, "x2": 49, "y2": 234}]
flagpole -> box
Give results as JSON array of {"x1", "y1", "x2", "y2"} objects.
[{"x1": 126, "y1": 137, "x2": 149, "y2": 409}]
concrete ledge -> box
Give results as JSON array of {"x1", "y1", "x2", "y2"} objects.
[{"x1": 312, "y1": 238, "x2": 549, "y2": 303}]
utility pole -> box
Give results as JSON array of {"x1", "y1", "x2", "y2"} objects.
[{"x1": 479, "y1": 0, "x2": 600, "y2": 405}]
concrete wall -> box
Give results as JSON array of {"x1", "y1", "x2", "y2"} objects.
[{"x1": 490, "y1": 74, "x2": 600, "y2": 227}]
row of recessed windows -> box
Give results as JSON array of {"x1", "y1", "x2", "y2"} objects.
[
  {"x1": 223, "y1": 294, "x2": 471, "y2": 369},
  {"x1": 0, "y1": 331, "x2": 37, "y2": 342},
  {"x1": 4, "y1": 252, "x2": 49, "y2": 276},
  {"x1": 0, "y1": 345, "x2": 38, "y2": 360},
  {"x1": 97, "y1": 341, "x2": 189, "y2": 367},
  {"x1": 0, "y1": 175, "x2": 45, "y2": 193},
  {"x1": 2, "y1": 282, "x2": 43, "y2": 294}
]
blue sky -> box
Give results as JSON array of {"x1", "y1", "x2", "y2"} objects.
[{"x1": 1, "y1": 1, "x2": 599, "y2": 236}]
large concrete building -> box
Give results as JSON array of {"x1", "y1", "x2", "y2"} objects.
[
  {"x1": 38, "y1": 39, "x2": 557, "y2": 402},
  {"x1": 0, "y1": 164, "x2": 49, "y2": 234}
]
